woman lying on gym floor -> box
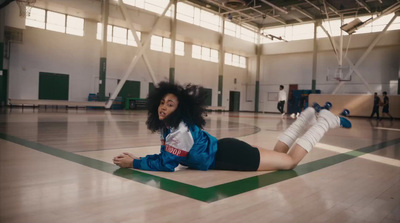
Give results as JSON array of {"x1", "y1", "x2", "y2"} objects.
[{"x1": 113, "y1": 81, "x2": 351, "y2": 172}]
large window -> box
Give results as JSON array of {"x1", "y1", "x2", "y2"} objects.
[
  {"x1": 262, "y1": 12, "x2": 400, "y2": 43},
  {"x1": 317, "y1": 13, "x2": 400, "y2": 37},
  {"x1": 150, "y1": 35, "x2": 184, "y2": 56},
  {"x1": 192, "y1": 45, "x2": 218, "y2": 63},
  {"x1": 151, "y1": 35, "x2": 168, "y2": 52},
  {"x1": 122, "y1": 0, "x2": 172, "y2": 16},
  {"x1": 26, "y1": 7, "x2": 84, "y2": 36},
  {"x1": 319, "y1": 19, "x2": 343, "y2": 37},
  {"x1": 261, "y1": 23, "x2": 313, "y2": 43},
  {"x1": 96, "y1": 23, "x2": 141, "y2": 46},
  {"x1": 177, "y1": 2, "x2": 195, "y2": 24},
  {"x1": 292, "y1": 23, "x2": 314, "y2": 40},
  {"x1": 113, "y1": 26, "x2": 128, "y2": 44},
  {"x1": 122, "y1": 0, "x2": 261, "y2": 41},
  {"x1": 25, "y1": 7, "x2": 45, "y2": 29},
  {"x1": 123, "y1": 1, "x2": 222, "y2": 32},
  {"x1": 225, "y1": 53, "x2": 246, "y2": 68},
  {"x1": 225, "y1": 21, "x2": 256, "y2": 43},
  {"x1": 349, "y1": 13, "x2": 400, "y2": 33},
  {"x1": 66, "y1": 15, "x2": 84, "y2": 36},
  {"x1": 46, "y1": 11, "x2": 65, "y2": 33},
  {"x1": 239, "y1": 26, "x2": 257, "y2": 43},
  {"x1": 198, "y1": 10, "x2": 221, "y2": 32},
  {"x1": 144, "y1": 0, "x2": 170, "y2": 15},
  {"x1": 383, "y1": 14, "x2": 400, "y2": 31}
]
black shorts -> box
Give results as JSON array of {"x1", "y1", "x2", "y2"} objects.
[
  {"x1": 214, "y1": 138, "x2": 260, "y2": 171},
  {"x1": 382, "y1": 106, "x2": 389, "y2": 113}
]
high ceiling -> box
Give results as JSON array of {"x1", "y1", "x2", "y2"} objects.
[
  {"x1": 1, "y1": 0, "x2": 399, "y2": 30},
  {"x1": 187, "y1": 0, "x2": 400, "y2": 28}
]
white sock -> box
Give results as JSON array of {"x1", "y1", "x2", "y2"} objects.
[
  {"x1": 297, "y1": 110, "x2": 340, "y2": 152},
  {"x1": 318, "y1": 109, "x2": 340, "y2": 129},
  {"x1": 278, "y1": 107, "x2": 316, "y2": 148}
]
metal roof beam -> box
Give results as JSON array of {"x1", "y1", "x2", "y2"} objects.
[
  {"x1": 305, "y1": 0, "x2": 322, "y2": 11},
  {"x1": 324, "y1": 1, "x2": 340, "y2": 16},
  {"x1": 248, "y1": 6, "x2": 286, "y2": 25},
  {"x1": 355, "y1": 0, "x2": 371, "y2": 13},
  {"x1": 220, "y1": 5, "x2": 261, "y2": 15},
  {"x1": 259, "y1": 0, "x2": 288, "y2": 14},
  {"x1": 291, "y1": 6, "x2": 314, "y2": 19}
]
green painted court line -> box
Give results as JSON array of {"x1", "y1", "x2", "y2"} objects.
[
  {"x1": 1, "y1": 133, "x2": 399, "y2": 203},
  {"x1": 0, "y1": 133, "x2": 204, "y2": 198}
]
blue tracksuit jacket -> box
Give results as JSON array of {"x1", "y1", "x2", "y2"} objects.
[{"x1": 133, "y1": 121, "x2": 218, "y2": 171}]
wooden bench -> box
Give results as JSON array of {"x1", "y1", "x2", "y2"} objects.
[
  {"x1": 125, "y1": 98, "x2": 147, "y2": 110},
  {"x1": 9, "y1": 99, "x2": 106, "y2": 110},
  {"x1": 206, "y1": 106, "x2": 225, "y2": 112}
]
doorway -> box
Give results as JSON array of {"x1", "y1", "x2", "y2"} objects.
[
  {"x1": 0, "y1": 70, "x2": 8, "y2": 106},
  {"x1": 117, "y1": 80, "x2": 140, "y2": 99},
  {"x1": 287, "y1": 84, "x2": 298, "y2": 114},
  {"x1": 39, "y1": 72, "x2": 69, "y2": 100},
  {"x1": 204, "y1": 88, "x2": 212, "y2": 106},
  {"x1": 229, "y1": 91, "x2": 240, "y2": 112}
]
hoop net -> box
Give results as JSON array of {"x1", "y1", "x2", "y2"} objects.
[
  {"x1": 16, "y1": 0, "x2": 36, "y2": 18},
  {"x1": 326, "y1": 66, "x2": 351, "y2": 81}
]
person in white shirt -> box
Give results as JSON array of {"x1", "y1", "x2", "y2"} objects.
[{"x1": 277, "y1": 85, "x2": 287, "y2": 116}]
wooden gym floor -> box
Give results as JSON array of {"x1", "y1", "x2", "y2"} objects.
[{"x1": 0, "y1": 108, "x2": 399, "y2": 223}]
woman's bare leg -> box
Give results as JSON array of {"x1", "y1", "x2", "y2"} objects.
[
  {"x1": 259, "y1": 109, "x2": 350, "y2": 171},
  {"x1": 258, "y1": 145, "x2": 308, "y2": 171},
  {"x1": 273, "y1": 141, "x2": 290, "y2": 153}
]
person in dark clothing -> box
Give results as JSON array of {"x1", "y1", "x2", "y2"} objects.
[
  {"x1": 380, "y1": 91, "x2": 393, "y2": 121},
  {"x1": 370, "y1": 92, "x2": 380, "y2": 120}
]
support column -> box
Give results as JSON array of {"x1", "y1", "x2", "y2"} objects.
[
  {"x1": 254, "y1": 28, "x2": 261, "y2": 112},
  {"x1": 311, "y1": 21, "x2": 318, "y2": 93},
  {"x1": 338, "y1": 15, "x2": 343, "y2": 69},
  {"x1": 218, "y1": 17, "x2": 225, "y2": 107},
  {"x1": 398, "y1": 63, "x2": 400, "y2": 95},
  {"x1": 0, "y1": 8, "x2": 4, "y2": 71},
  {"x1": 0, "y1": 8, "x2": 5, "y2": 107},
  {"x1": 98, "y1": 0, "x2": 109, "y2": 101},
  {"x1": 169, "y1": 0, "x2": 177, "y2": 84},
  {"x1": 398, "y1": 11, "x2": 400, "y2": 95}
]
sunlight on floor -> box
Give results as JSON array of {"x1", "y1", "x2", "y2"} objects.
[
  {"x1": 374, "y1": 127, "x2": 400, "y2": 132},
  {"x1": 318, "y1": 143, "x2": 400, "y2": 167}
]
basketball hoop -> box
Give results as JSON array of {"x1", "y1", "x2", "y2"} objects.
[
  {"x1": 326, "y1": 66, "x2": 352, "y2": 82},
  {"x1": 16, "y1": 0, "x2": 36, "y2": 18}
]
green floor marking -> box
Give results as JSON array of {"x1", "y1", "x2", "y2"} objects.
[{"x1": 1, "y1": 133, "x2": 399, "y2": 203}]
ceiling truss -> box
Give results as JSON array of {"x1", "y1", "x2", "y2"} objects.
[{"x1": 188, "y1": 0, "x2": 400, "y2": 30}]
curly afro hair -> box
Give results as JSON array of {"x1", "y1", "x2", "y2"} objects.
[{"x1": 146, "y1": 81, "x2": 208, "y2": 132}]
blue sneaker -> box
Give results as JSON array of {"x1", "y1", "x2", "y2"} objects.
[
  {"x1": 313, "y1": 102, "x2": 332, "y2": 112},
  {"x1": 323, "y1": 102, "x2": 332, "y2": 110},
  {"x1": 312, "y1": 102, "x2": 321, "y2": 112},
  {"x1": 340, "y1": 109, "x2": 350, "y2": 117},
  {"x1": 339, "y1": 117, "x2": 352, "y2": 128}
]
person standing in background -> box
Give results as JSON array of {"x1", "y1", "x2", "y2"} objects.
[
  {"x1": 370, "y1": 92, "x2": 380, "y2": 120},
  {"x1": 277, "y1": 85, "x2": 287, "y2": 117},
  {"x1": 380, "y1": 91, "x2": 393, "y2": 121}
]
